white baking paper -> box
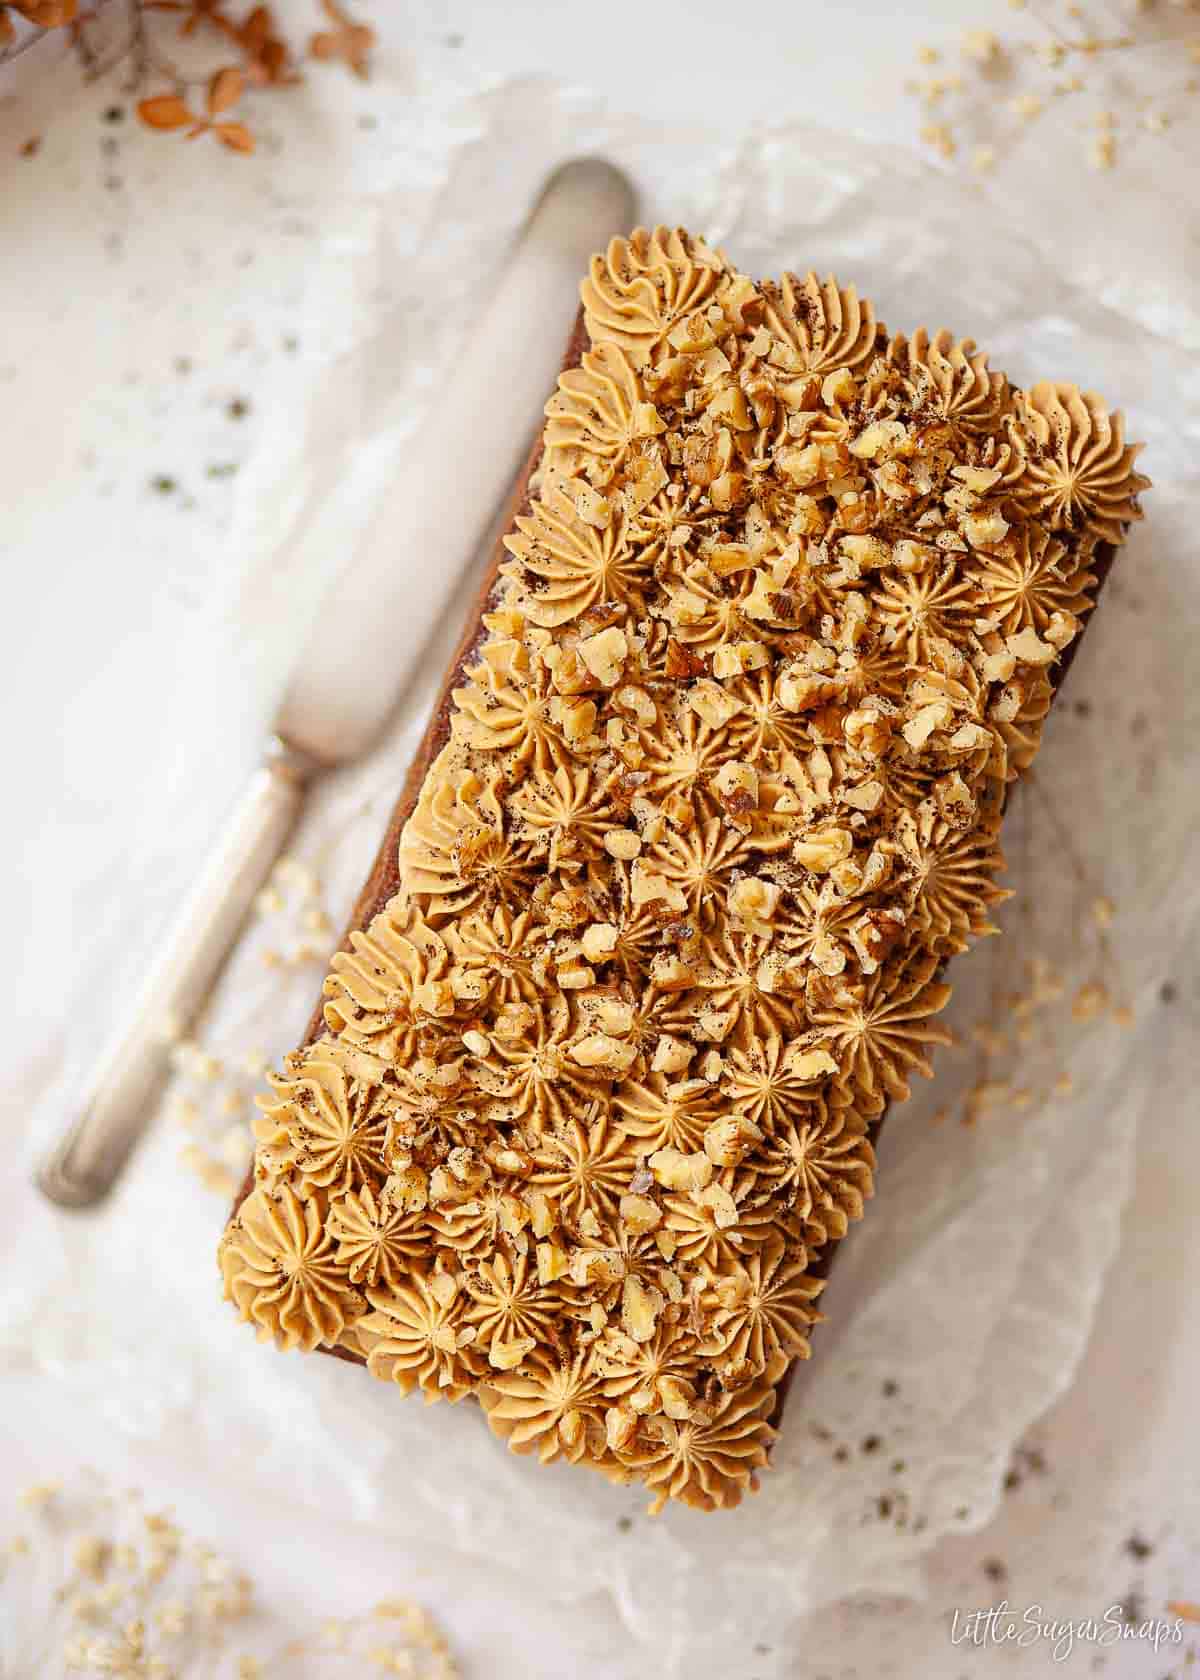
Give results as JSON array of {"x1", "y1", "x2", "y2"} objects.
[{"x1": 3, "y1": 56, "x2": 1198, "y2": 1680}]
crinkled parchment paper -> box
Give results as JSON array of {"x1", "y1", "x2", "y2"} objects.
[{"x1": 3, "y1": 70, "x2": 1198, "y2": 1678}]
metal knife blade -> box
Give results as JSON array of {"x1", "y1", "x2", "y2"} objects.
[
  {"x1": 276, "y1": 158, "x2": 636, "y2": 766},
  {"x1": 35, "y1": 157, "x2": 636, "y2": 1207}
]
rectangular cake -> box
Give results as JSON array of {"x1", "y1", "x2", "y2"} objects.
[{"x1": 220, "y1": 227, "x2": 1147, "y2": 1513}]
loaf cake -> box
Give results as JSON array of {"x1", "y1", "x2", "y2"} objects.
[{"x1": 220, "y1": 228, "x2": 1148, "y2": 1513}]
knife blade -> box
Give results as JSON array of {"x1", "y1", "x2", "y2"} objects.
[{"x1": 35, "y1": 157, "x2": 636, "y2": 1208}]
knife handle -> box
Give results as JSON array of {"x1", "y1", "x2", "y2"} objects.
[{"x1": 34, "y1": 738, "x2": 320, "y2": 1209}]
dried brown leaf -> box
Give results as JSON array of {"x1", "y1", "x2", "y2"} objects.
[
  {"x1": 137, "y1": 94, "x2": 194, "y2": 131},
  {"x1": 214, "y1": 119, "x2": 254, "y2": 153},
  {"x1": 664, "y1": 638, "x2": 707, "y2": 680},
  {"x1": 15, "y1": 0, "x2": 78, "y2": 23},
  {"x1": 207, "y1": 64, "x2": 243, "y2": 115},
  {"x1": 309, "y1": 0, "x2": 374, "y2": 78},
  {"x1": 239, "y1": 4, "x2": 296, "y2": 85}
]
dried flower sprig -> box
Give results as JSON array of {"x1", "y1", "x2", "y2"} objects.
[
  {"x1": 939, "y1": 764, "x2": 1135, "y2": 1130},
  {"x1": 3, "y1": 1472, "x2": 461, "y2": 1678},
  {"x1": 904, "y1": 0, "x2": 1199, "y2": 174},
  {"x1": 165, "y1": 847, "x2": 337, "y2": 1200},
  {"x1": 2, "y1": 0, "x2": 376, "y2": 155},
  {"x1": 138, "y1": 63, "x2": 253, "y2": 150}
]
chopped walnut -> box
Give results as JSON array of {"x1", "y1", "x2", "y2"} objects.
[
  {"x1": 581, "y1": 922, "x2": 619, "y2": 962},
  {"x1": 844, "y1": 708, "x2": 893, "y2": 758},
  {"x1": 1044, "y1": 611, "x2": 1079, "y2": 650},
  {"x1": 711, "y1": 640, "x2": 771, "y2": 677},
  {"x1": 557, "y1": 695, "x2": 599, "y2": 743},
  {"x1": 631, "y1": 862, "x2": 688, "y2": 911},
  {"x1": 387, "y1": 1166, "x2": 428, "y2": 1213},
  {"x1": 617, "y1": 683, "x2": 657, "y2": 725},
  {"x1": 650, "y1": 952, "x2": 695, "y2": 990},
  {"x1": 651, "y1": 1034, "x2": 694, "y2": 1073},
  {"x1": 574, "y1": 483, "x2": 613, "y2": 529},
  {"x1": 604, "y1": 828, "x2": 643, "y2": 861},
  {"x1": 703, "y1": 1115, "x2": 763, "y2": 1166},
  {"x1": 821, "y1": 366, "x2": 857, "y2": 405},
  {"x1": 729, "y1": 874, "x2": 781, "y2": 928},
  {"x1": 649, "y1": 1147, "x2": 714, "y2": 1192},
  {"x1": 578, "y1": 625, "x2": 629, "y2": 687},
  {"x1": 981, "y1": 650, "x2": 1017, "y2": 684},
  {"x1": 605, "y1": 1403, "x2": 640, "y2": 1451},
  {"x1": 620, "y1": 1192, "x2": 663, "y2": 1234},
  {"x1": 696, "y1": 1182, "x2": 739, "y2": 1229},
  {"x1": 849, "y1": 419, "x2": 910, "y2": 460},
  {"x1": 688, "y1": 678, "x2": 742, "y2": 727},
  {"x1": 1006, "y1": 626, "x2": 1056, "y2": 667},
  {"x1": 713, "y1": 759, "x2": 759, "y2": 809},
  {"x1": 570, "y1": 1033, "x2": 639, "y2": 1072},
  {"x1": 948, "y1": 720, "x2": 992, "y2": 752},
  {"x1": 902, "y1": 700, "x2": 953, "y2": 750},
  {"x1": 536, "y1": 1240, "x2": 569, "y2": 1284},
  {"x1": 793, "y1": 825, "x2": 853, "y2": 871},
  {"x1": 621, "y1": 1275, "x2": 666, "y2": 1343},
  {"x1": 784, "y1": 1045, "x2": 839, "y2": 1081},
  {"x1": 594, "y1": 997, "x2": 635, "y2": 1037},
  {"x1": 839, "y1": 534, "x2": 891, "y2": 571}
]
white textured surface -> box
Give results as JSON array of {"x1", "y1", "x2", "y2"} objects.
[{"x1": 2, "y1": 4, "x2": 1199, "y2": 1677}]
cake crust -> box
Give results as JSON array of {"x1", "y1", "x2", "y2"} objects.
[{"x1": 222, "y1": 230, "x2": 1146, "y2": 1512}]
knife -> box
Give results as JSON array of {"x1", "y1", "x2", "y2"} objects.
[{"x1": 35, "y1": 157, "x2": 636, "y2": 1208}]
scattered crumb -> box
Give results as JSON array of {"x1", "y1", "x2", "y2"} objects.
[
  {"x1": 1072, "y1": 981, "x2": 1109, "y2": 1021},
  {"x1": 920, "y1": 121, "x2": 957, "y2": 157},
  {"x1": 963, "y1": 29, "x2": 1003, "y2": 65},
  {"x1": 18, "y1": 1482, "x2": 61, "y2": 1510}
]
